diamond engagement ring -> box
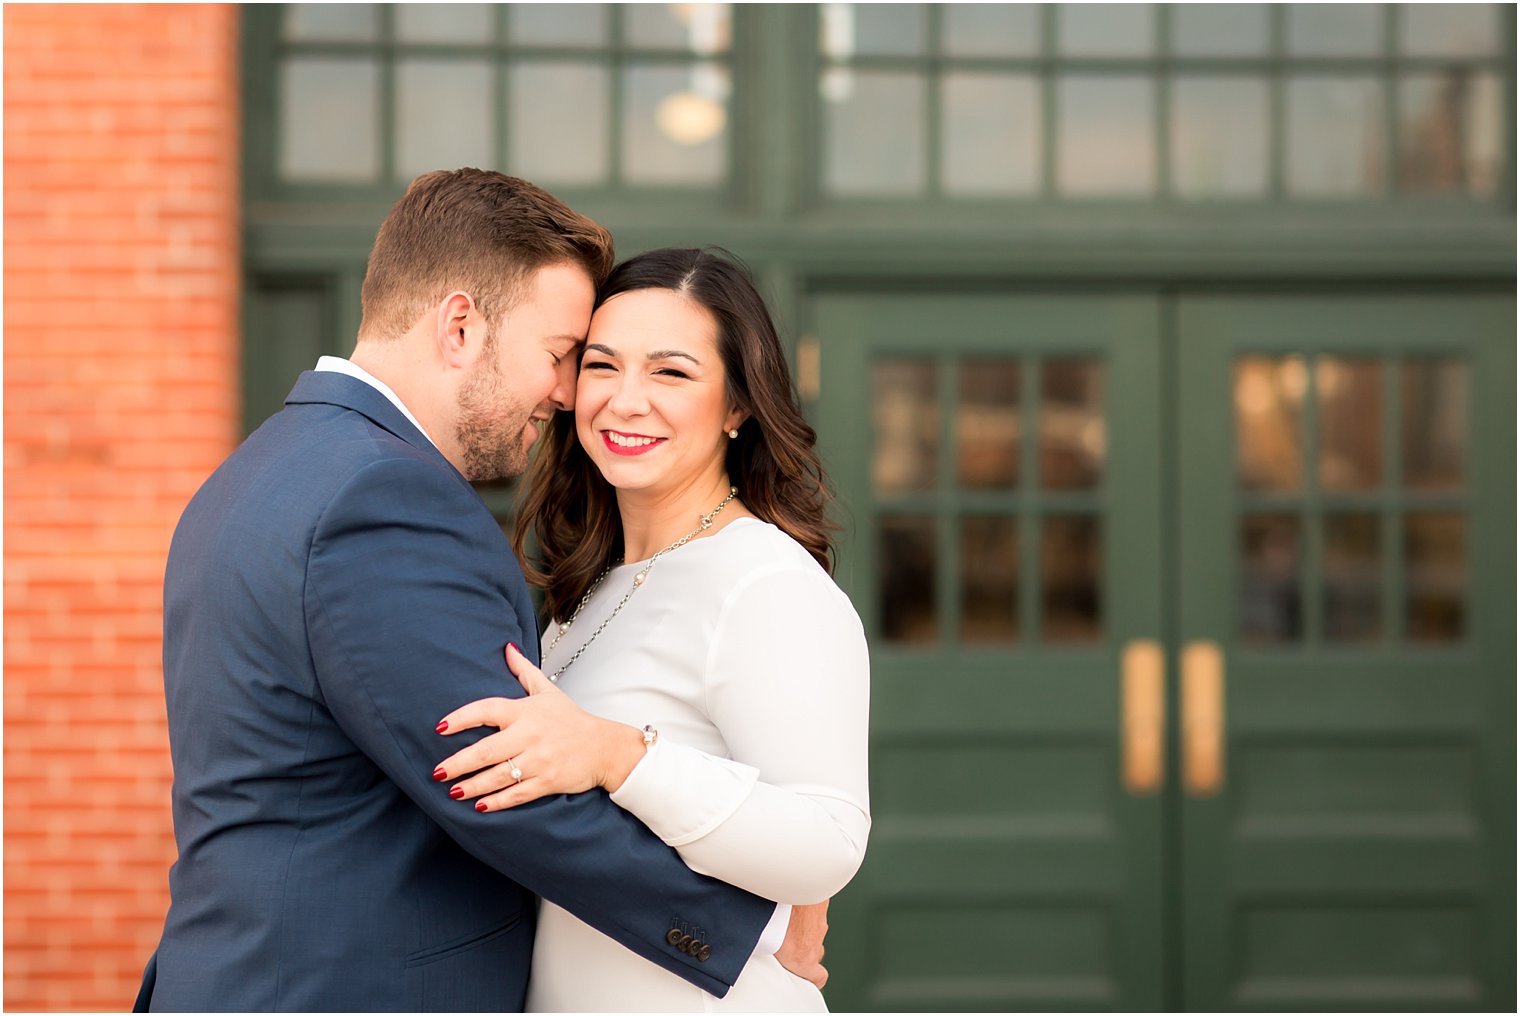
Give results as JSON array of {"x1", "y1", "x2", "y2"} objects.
[{"x1": 508, "y1": 759, "x2": 523, "y2": 784}]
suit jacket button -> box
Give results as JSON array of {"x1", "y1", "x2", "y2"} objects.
[
  {"x1": 697, "y1": 943, "x2": 712, "y2": 962},
  {"x1": 666, "y1": 929, "x2": 684, "y2": 947},
  {"x1": 685, "y1": 938, "x2": 703, "y2": 956}
]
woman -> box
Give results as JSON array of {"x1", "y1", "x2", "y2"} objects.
[{"x1": 433, "y1": 248, "x2": 870, "y2": 1011}]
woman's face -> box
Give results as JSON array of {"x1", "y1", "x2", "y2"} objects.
[{"x1": 575, "y1": 288, "x2": 744, "y2": 498}]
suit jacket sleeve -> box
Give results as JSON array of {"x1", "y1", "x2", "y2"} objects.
[{"x1": 303, "y1": 455, "x2": 773, "y2": 997}]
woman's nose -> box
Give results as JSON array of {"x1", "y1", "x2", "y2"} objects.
[{"x1": 608, "y1": 373, "x2": 650, "y2": 417}]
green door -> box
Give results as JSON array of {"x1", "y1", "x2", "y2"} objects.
[
  {"x1": 814, "y1": 292, "x2": 1168, "y2": 1011},
  {"x1": 815, "y1": 291, "x2": 1515, "y2": 1011},
  {"x1": 1176, "y1": 295, "x2": 1516, "y2": 1011}
]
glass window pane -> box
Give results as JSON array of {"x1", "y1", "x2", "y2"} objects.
[
  {"x1": 1397, "y1": 72, "x2": 1502, "y2": 197},
  {"x1": 1317, "y1": 357, "x2": 1382, "y2": 491},
  {"x1": 280, "y1": 58, "x2": 380, "y2": 182},
  {"x1": 1042, "y1": 515, "x2": 1102, "y2": 644},
  {"x1": 942, "y1": 73, "x2": 1041, "y2": 196},
  {"x1": 1405, "y1": 513, "x2": 1466, "y2": 642},
  {"x1": 962, "y1": 516, "x2": 1018, "y2": 643},
  {"x1": 1040, "y1": 358, "x2": 1104, "y2": 490},
  {"x1": 874, "y1": 359, "x2": 938, "y2": 493},
  {"x1": 1171, "y1": 4, "x2": 1269, "y2": 57},
  {"x1": 942, "y1": 4, "x2": 1041, "y2": 57},
  {"x1": 1286, "y1": 3, "x2": 1382, "y2": 56},
  {"x1": 1398, "y1": 4, "x2": 1500, "y2": 57},
  {"x1": 1324, "y1": 513, "x2": 1382, "y2": 642},
  {"x1": 957, "y1": 359, "x2": 1020, "y2": 489},
  {"x1": 1172, "y1": 77, "x2": 1269, "y2": 198},
  {"x1": 1402, "y1": 359, "x2": 1469, "y2": 491},
  {"x1": 1235, "y1": 356, "x2": 1307, "y2": 492},
  {"x1": 622, "y1": 63, "x2": 728, "y2": 186},
  {"x1": 1240, "y1": 514, "x2": 1302, "y2": 643},
  {"x1": 395, "y1": 60, "x2": 495, "y2": 181},
  {"x1": 1286, "y1": 76, "x2": 1386, "y2": 196},
  {"x1": 1058, "y1": 3, "x2": 1156, "y2": 56},
  {"x1": 284, "y1": 4, "x2": 379, "y2": 42},
  {"x1": 880, "y1": 515, "x2": 938, "y2": 643},
  {"x1": 626, "y1": 3, "x2": 731, "y2": 54},
  {"x1": 508, "y1": 63, "x2": 609, "y2": 186},
  {"x1": 395, "y1": 4, "x2": 494, "y2": 43},
  {"x1": 823, "y1": 70, "x2": 926, "y2": 195},
  {"x1": 1056, "y1": 77, "x2": 1156, "y2": 196},
  {"x1": 509, "y1": 3, "x2": 609, "y2": 47},
  {"x1": 821, "y1": 3, "x2": 927, "y2": 58}
]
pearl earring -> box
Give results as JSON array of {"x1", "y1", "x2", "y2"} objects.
[{"x1": 727, "y1": 428, "x2": 739, "y2": 439}]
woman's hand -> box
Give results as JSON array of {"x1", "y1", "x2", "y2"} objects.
[{"x1": 433, "y1": 643, "x2": 646, "y2": 812}]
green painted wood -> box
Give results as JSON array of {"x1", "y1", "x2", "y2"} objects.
[
  {"x1": 1176, "y1": 294, "x2": 1515, "y2": 1011},
  {"x1": 814, "y1": 292, "x2": 1166, "y2": 1011}
]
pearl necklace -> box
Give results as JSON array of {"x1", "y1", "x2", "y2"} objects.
[{"x1": 543, "y1": 487, "x2": 739, "y2": 682}]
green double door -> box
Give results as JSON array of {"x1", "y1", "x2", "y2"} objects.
[{"x1": 812, "y1": 291, "x2": 1515, "y2": 1012}]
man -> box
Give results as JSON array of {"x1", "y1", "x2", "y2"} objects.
[{"x1": 136, "y1": 170, "x2": 820, "y2": 1011}]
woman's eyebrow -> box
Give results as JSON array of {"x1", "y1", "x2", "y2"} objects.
[{"x1": 648, "y1": 349, "x2": 702, "y2": 365}]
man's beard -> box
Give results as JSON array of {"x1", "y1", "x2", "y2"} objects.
[{"x1": 455, "y1": 346, "x2": 534, "y2": 483}]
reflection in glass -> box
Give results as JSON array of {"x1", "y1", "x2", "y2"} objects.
[
  {"x1": 1286, "y1": 3, "x2": 1381, "y2": 55},
  {"x1": 1317, "y1": 358, "x2": 1382, "y2": 491},
  {"x1": 509, "y1": 64, "x2": 609, "y2": 186},
  {"x1": 280, "y1": 59, "x2": 380, "y2": 182},
  {"x1": 1240, "y1": 515, "x2": 1302, "y2": 643},
  {"x1": 396, "y1": 61, "x2": 495, "y2": 180},
  {"x1": 1057, "y1": 77, "x2": 1156, "y2": 195},
  {"x1": 1235, "y1": 356, "x2": 1306, "y2": 491},
  {"x1": 1286, "y1": 77, "x2": 1385, "y2": 196},
  {"x1": 1324, "y1": 514, "x2": 1381, "y2": 641},
  {"x1": 962, "y1": 516, "x2": 1018, "y2": 643},
  {"x1": 1405, "y1": 513, "x2": 1466, "y2": 642},
  {"x1": 1040, "y1": 359, "x2": 1104, "y2": 490},
  {"x1": 880, "y1": 515, "x2": 938, "y2": 643},
  {"x1": 821, "y1": 3, "x2": 927, "y2": 58},
  {"x1": 1171, "y1": 4, "x2": 1269, "y2": 56},
  {"x1": 509, "y1": 3, "x2": 608, "y2": 46},
  {"x1": 1398, "y1": 72, "x2": 1502, "y2": 197},
  {"x1": 1398, "y1": 4, "x2": 1499, "y2": 57},
  {"x1": 1172, "y1": 77, "x2": 1269, "y2": 198},
  {"x1": 626, "y1": 3, "x2": 731, "y2": 53},
  {"x1": 957, "y1": 359, "x2": 1020, "y2": 488},
  {"x1": 942, "y1": 4, "x2": 1040, "y2": 57},
  {"x1": 823, "y1": 71, "x2": 926, "y2": 195},
  {"x1": 284, "y1": 4, "x2": 378, "y2": 41},
  {"x1": 942, "y1": 74, "x2": 1040, "y2": 196},
  {"x1": 1058, "y1": 3, "x2": 1155, "y2": 56},
  {"x1": 622, "y1": 64, "x2": 728, "y2": 185},
  {"x1": 1042, "y1": 515, "x2": 1101, "y2": 643},
  {"x1": 1402, "y1": 359, "x2": 1469, "y2": 490},
  {"x1": 874, "y1": 360, "x2": 939, "y2": 493},
  {"x1": 395, "y1": 4, "x2": 493, "y2": 43}
]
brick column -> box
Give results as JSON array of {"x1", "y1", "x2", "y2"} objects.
[{"x1": 4, "y1": 5, "x2": 241, "y2": 1009}]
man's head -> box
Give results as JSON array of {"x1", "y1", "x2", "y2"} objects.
[{"x1": 354, "y1": 170, "x2": 612, "y2": 481}]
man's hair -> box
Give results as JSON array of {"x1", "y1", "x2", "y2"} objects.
[{"x1": 357, "y1": 169, "x2": 615, "y2": 342}]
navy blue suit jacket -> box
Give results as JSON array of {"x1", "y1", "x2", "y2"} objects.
[{"x1": 136, "y1": 371, "x2": 773, "y2": 1011}]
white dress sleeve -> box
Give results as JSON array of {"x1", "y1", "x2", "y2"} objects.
[{"x1": 609, "y1": 565, "x2": 871, "y2": 905}]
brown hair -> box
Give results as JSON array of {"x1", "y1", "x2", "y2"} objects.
[
  {"x1": 515, "y1": 247, "x2": 838, "y2": 622},
  {"x1": 357, "y1": 168, "x2": 614, "y2": 342}
]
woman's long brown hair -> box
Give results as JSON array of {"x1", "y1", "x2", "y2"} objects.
[{"x1": 514, "y1": 247, "x2": 837, "y2": 622}]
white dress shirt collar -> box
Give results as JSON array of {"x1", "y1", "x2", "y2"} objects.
[{"x1": 314, "y1": 356, "x2": 437, "y2": 448}]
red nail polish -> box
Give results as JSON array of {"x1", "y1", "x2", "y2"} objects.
[
  {"x1": 475, "y1": 801, "x2": 488, "y2": 812},
  {"x1": 507, "y1": 642, "x2": 520, "y2": 656},
  {"x1": 435, "y1": 720, "x2": 449, "y2": 734},
  {"x1": 432, "y1": 767, "x2": 447, "y2": 782},
  {"x1": 449, "y1": 787, "x2": 465, "y2": 800}
]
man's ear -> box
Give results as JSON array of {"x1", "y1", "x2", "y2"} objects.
[{"x1": 436, "y1": 291, "x2": 483, "y2": 369}]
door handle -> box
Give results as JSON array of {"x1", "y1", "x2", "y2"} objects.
[
  {"x1": 1121, "y1": 640, "x2": 1165, "y2": 795},
  {"x1": 1182, "y1": 641, "x2": 1226, "y2": 797}
]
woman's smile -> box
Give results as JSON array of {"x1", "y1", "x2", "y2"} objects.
[{"x1": 601, "y1": 429, "x2": 667, "y2": 456}]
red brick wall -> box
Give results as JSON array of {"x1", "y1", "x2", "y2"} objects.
[{"x1": 4, "y1": 5, "x2": 241, "y2": 1009}]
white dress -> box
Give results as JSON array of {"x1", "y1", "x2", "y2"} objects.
[{"x1": 526, "y1": 517, "x2": 871, "y2": 1012}]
